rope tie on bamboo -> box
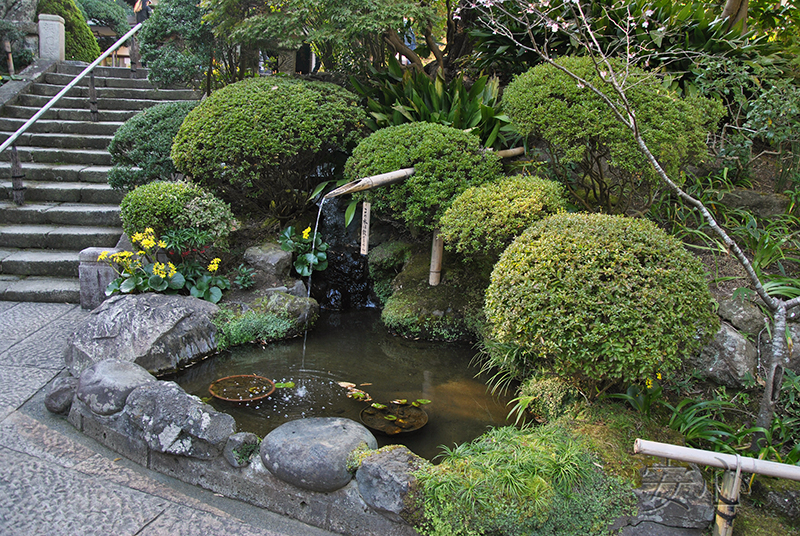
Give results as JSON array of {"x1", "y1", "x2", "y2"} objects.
[{"x1": 715, "y1": 454, "x2": 742, "y2": 523}]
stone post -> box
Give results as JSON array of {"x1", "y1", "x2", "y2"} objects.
[
  {"x1": 79, "y1": 247, "x2": 122, "y2": 310},
  {"x1": 38, "y1": 14, "x2": 65, "y2": 61}
]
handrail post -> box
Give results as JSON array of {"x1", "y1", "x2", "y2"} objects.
[
  {"x1": 129, "y1": 35, "x2": 141, "y2": 76},
  {"x1": 89, "y1": 70, "x2": 98, "y2": 122},
  {"x1": 10, "y1": 146, "x2": 26, "y2": 205}
]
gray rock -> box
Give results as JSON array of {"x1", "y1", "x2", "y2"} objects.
[
  {"x1": 720, "y1": 189, "x2": 789, "y2": 219},
  {"x1": 126, "y1": 381, "x2": 236, "y2": 459},
  {"x1": 261, "y1": 417, "x2": 377, "y2": 492},
  {"x1": 262, "y1": 291, "x2": 319, "y2": 329},
  {"x1": 76, "y1": 360, "x2": 155, "y2": 416},
  {"x1": 356, "y1": 446, "x2": 427, "y2": 522},
  {"x1": 618, "y1": 466, "x2": 713, "y2": 535},
  {"x1": 44, "y1": 376, "x2": 79, "y2": 414},
  {"x1": 761, "y1": 485, "x2": 800, "y2": 520},
  {"x1": 244, "y1": 242, "x2": 292, "y2": 286},
  {"x1": 716, "y1": 296, "x2": 767, "y2": 337},
  {"x1": 64, "y1": 293, "x2": 219, "y2": 376},
  {"x1": 224, "y1": 432, "x2": 261, "y2": 468},
  {"x1": 691, "y1": 323, "x2": 757, "y2": 387}
]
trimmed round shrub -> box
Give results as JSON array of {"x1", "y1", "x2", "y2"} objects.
[
  {"x1": 108, "y1": 101, "x2": 199, "y2": 191},
  {"x1": 344, "y1": 123, "x2": 503, "y2": 233},
  {"x1": 171, "y1": 76, "x2": 367, "y2": 217},
  {"x1": 485, "y1": 213, "x2": 718, "y2": 384},
  {"x1": 37, "y1": 0, "x2": 101, "y2": 63},
  {"x1": 439, "y1": 174, "x2": 567, "y2": 257},
  {"x1": 120, "y1": 181, "x2": 236, "y2": 246},
  {"x1": 503, "y1": 56, "x2": 723, "y2": 213}
]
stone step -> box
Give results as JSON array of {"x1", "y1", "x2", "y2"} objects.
[
  {"x1": 16, "y1": 93, "x2": 191, "y2": 111},
  {"x1": 0, "y1": 180, "x2": 123, "y2": 203},
  {"x1": 2, "y1": 105, "x2": 140, "y2": 123},
  {"x1": 0, "y1": 163, "x2": 111, "y2": 184},
  {"x1": 28, "y1": 82, "x2": 202, "y2": 102},
  {"x1": 0, "y1": 275, "x2": 80, "y2": 303},
  {"x1": 0, "y1": 131, "x2": 113, "y2": 150},
  {"x1": 0, "y1": 117, "x2": 124, "y2": 136},
  {"x1": 56, "y1": 62, "x2": 150, "y2": 79},
  {"x1": 0, "y1": 146, "x2": 112, "y2": 166},
  {"x1": 44, "y1": 71, "x2": 155, "y2": 90},
  {"x1": 0, "y1": 248, "x2": 79, "y2": 277},
  {"x1": 0, "y1": 201, "x2": 121, "y2": 226},
  {"x1": 0, "y1": 224, "x2": 121, "y2": 249}
]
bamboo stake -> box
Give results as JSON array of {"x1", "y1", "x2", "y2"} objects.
[
  {"x1": 324, "y1": 167, "x2": 415, "y2": 199},
  {"x1": 360, "y1": 201, "x2": 371, "y2": 255},
  {"x1": 429, "y1": 229, "x2": 443, "y2": 286},
  {"x1": 713, "y1": 465, "x2": 742, "y2": 536}
]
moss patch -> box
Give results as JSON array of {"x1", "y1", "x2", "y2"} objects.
[
  {"x1": 381, "y1": 244, "x2": 490, "y2": 342},
  {"x1": 367, "y1": 241, "x2": 413, "y2": 306}
]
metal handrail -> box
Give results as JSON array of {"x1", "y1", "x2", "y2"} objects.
[{"x1": 0, "y1": 22, "x2": 143, "y2": 155}]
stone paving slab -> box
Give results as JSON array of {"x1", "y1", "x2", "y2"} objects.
[
  {"x1": 0, "y1": 365, "x2": 59, "y2": 421},
  {"x1": 2, "y1": 305, "x2": 88, "y2": 369},
  {"x1": 0, "y1": 411, "x2": 96, "y2": 470},
  {"x1": 0, "y1": 302, "x2": 79, "y2": 354}
]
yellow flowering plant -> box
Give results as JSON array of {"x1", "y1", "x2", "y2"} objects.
[
  {"x1": 100, "y1": 228, "x2": 185, "y2": 296},
  {"x1": 278, "y1": 225, "x2": 328, "y2": 277}
]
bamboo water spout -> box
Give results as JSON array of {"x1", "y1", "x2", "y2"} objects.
[{"x1": 323, "y1": 167, "x2": 416, "y2": 199}]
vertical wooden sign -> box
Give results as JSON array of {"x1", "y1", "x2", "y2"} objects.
[{"x1": 360, "y1": 201, "x2": 371, "y2": 255}]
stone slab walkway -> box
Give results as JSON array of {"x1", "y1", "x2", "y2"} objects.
[{"x1": 0, "y1": 302, "x2": 338, "y2": 536}]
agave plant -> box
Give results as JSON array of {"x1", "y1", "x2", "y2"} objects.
[{"x1": 350, "y1": 56, "x2": 517, "y2": 149}]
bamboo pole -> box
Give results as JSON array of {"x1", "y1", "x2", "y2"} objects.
[
  {"x1": 323, "y1": 167, "x2": 415, "y2": 199},
  {"x1": 429, "y1": 229, "x2": 443, "y2": 286},
  {"x1": 713, "y1": 467, "x2": 742, "y2": 536},
  {"x1": 492, "y1": 146, "x2": 525, "y2": 159},
  {"x1": 634, "y1": 439, "x2": 800, "y2": 481}
]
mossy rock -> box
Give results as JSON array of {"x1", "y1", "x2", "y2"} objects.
[
  {"x1": 381, "y1": 245, "x2": 489, "y2": 342},
  {"x1": 367, "y1": 241, "x2": 413, "y2": 306}
]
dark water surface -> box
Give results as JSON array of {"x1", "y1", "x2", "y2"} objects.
[{"x1": 171, "y1": 309, "x2": 513, "y2": 460}]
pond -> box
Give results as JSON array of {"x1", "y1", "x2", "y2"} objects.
[{"x1": 170, "y1": 309, "x2": 514, "y2": 460}]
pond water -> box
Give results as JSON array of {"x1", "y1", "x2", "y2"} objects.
[{"x1": 170, "y1": 309, "x2": 514, "y2": 460}]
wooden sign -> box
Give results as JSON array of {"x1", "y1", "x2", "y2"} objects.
[{"x1": 360, "y1": 201, "x2": 371, "y2": 255}]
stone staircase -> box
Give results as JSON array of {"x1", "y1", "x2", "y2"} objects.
[{"x1": 0, "y1": 62, "x2": 202, "y2": 303}]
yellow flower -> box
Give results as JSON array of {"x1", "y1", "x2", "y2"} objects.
[
  {"x1": 207, "y1": 258, "x2": 221, "y2": 273},
  {"x1": 140, "y1": 238, "x2": 156, "y2": 249},
  {"x1": 645, "y1": 378, "x2": 653, "y2": 389},
  {"x1": 131, "y1": 232, "x2": 144, "y2": 244},
  {"x1": 656, "y1": 372, "x2": 662, "y2": 380},
  {"x1": 153, "y1": 262, "x2": 167, "y2": 278},
  {"x1": 167, "y1": 262, "x2": 177, "y2": 278},
  {"x1": 302, "y1": 227, "x2": 311, "y2": 240},
  {"x1": 158, "y1": 240, "x2": 167, "y2": 249},
  {"x1": 97, "y1": 251, "x2": 108, "y2": 261},
  {"x1": 137, "y1": 250, "x2": 146, "y2": 256}
]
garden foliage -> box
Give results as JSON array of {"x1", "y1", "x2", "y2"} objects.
[
  {"x1": 484, "y1": 213, "x2": 719, "y2": 385},
  {"x1": 439, "y1": 174, "x2": 567, "y2": 257},
  {"x1": 344, "y1": 122, "x2": 502, "y2": 233},
  {"x1": 171, "y1": 76, "x2": 366, "y2": 217},
  {"x1": 37, "y1": 0, "x2": 101, "y2": 62},
  {"x1": 503, "y1": 56, "x2": 723, "y2": 213},
  {"x1": 119, "y1": 181, "x2": 236, "y2": 248},
  {"x1": 107, "y1": 101, "x2": 199, "y2": 191},
  {"x1": 414, "y1": 424, "x2": 634, "y2": 536},
  {"x1": 76, "y1": 0, "x2": 129, "y2": 50}
]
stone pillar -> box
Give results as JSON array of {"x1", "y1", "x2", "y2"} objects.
[
  {"x1": 276, "y1": 49, "x2": 296, "y2": 74},
  {"x1": 38, "y1": 14, "x2": 65, "y2": 61},
  {"x1": 79, "y1": 247, "x2": 122, "y2": 310}
]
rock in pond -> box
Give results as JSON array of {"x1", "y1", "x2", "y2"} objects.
[
  {"x1": 64, "y1": 293, "x2": 219, "y2": 376},
  {"x1": 75, "y1": 359, "x2": 156, "y2": 416},
  {"x1": 261, "y1": 417, "x2": 378, "y2": 492},
  {"x1": 356, "y1": 446, "x2": 428, "y2": 523}
]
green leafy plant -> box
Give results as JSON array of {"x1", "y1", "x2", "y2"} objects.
[
  {"x1": 663, "y1": 398, "x2": 735, "y2": 450},
  {"x1": 100, "y1": 228, "x2": 185, "y2": 296},
  {"x1": 485, "y1": 213, "x2": 719, "y2": 388},
  {"x1": 607, "y1": 377, "x2": 663, "y2": 418},
  {"x1": 107, "y1": 101, "x2": 199, "y2": 191},
  {"x1": 37, "y1": 0, "x2": 101, "y2": 62},
  {"x1": 232, "y1": 440, "x2": 260, "y2": 465},
  {"x1": 439, "y1": 173, "x2": 567, "y2": 258},
  {"x1": 350, "y1": 55, "x2": 516, "y2": 149},
  {"x1": 503, "y1": 56, "x2": 723, "y2": 214},
  {"x1": 180, "y1": 257, "x2": 230, "y2": 303},
  {"x1": 231, "y1": 264, "x2": 256, "y2": 290},
  {"x1": 212, "y1": 305, "x2": 299, "y2": 350},
  {"x1": 278, "y1": 226, "x2": 329, "y2": 277},
  {"x1": 171, "y1": 76, "x2": 366, "y2": 218},
  {"x1": 344, "y1": 122, "x2": 503, "y2": 233}
]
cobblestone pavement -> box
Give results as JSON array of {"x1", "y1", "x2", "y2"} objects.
[{"x1": 0, "y1": 302, "x2": 338, "y2": 536}]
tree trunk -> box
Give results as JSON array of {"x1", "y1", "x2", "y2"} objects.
[
  {"x1": 754, "y1": 303, "x2": 788, "y2": 446},
  {"x1": 721, "y1": 0, "x2": 749, "y2": 33},
  {"x1": 383, "y1": 30, "x2": 424, "y2": 71}
]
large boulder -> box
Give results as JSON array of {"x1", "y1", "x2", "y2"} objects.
[
  {"x1": 126, "y1": 381, "x2": 235, "y2": 459},
  {"x1": 716, "y1": 295, "x2": 767, "y2": 337},
  {"x1": 691, "y1": 323, "x2": 757, "y2": 387},
  {"x1": 356, "y1": 446, "x2": 428, "y2": 523},
  {"x1": 261, "y1": 417, "x2": 377, "y2": 492},
  {"x1": 75, "y1": 359, "x2": 156, "y2": 416},
  {"x1": 64, "y1": 293, "x2": 219, "y2": 376},
  {"x1": 720, "y1": 189, "x2": 789, "y2": 219},
  {"x1": 243, "y1": 241, "x2": 292, "y2": 287}
]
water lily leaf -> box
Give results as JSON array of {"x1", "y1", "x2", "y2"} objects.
[{"x1": 383, "y1": 414, "x2": 397, "y2": 421}]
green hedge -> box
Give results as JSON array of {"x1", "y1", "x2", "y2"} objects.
[
  {"x1": 119, "y1": 181, "x2": 236, "y2": 246},
  {"x1": 37, "y1": 0, "x2": 101, "y2": 63},
  {"x1": 485, "y1": 213, "x2": 718, "y2": 385},
  {"x1": 344, "y1": 122, "x2": 503, "y2": 233},
  {"x1": 439, "y1": 174, "x2": 567, "y2": 257},
  {"x1": 171, "y1": 76, "x2": 366, "y2": 217},
  {"x1": 108, "y1": 101, "x2": 199, "y2": 190}
]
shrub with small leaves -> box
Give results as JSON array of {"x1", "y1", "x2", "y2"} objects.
[
  {"x1": 120, "y1": 181, "x2": 236, "y2": 248},
  {"x1": 344, "y1": 123, "x2": 503, "y2": 233},
  {"x1": 107, "y1": 101, "x2": 199, "y2": 191},
  {"x1": 439, "y1": 174, "x2": 567, "y2": 257},
  {"x1": 485, "y1": 213, "x2": 718, "y2": 385},
  {"x1": 36, "y1": 0, "x2": 101, "y2": 62}
]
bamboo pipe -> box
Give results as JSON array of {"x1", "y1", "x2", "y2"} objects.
[
  {"x1": 324, "y1": 167, "x2": 416, "y2": 199},
  {"x1": 634, "y1": 439, "x2": 800, "y2": 481}
]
